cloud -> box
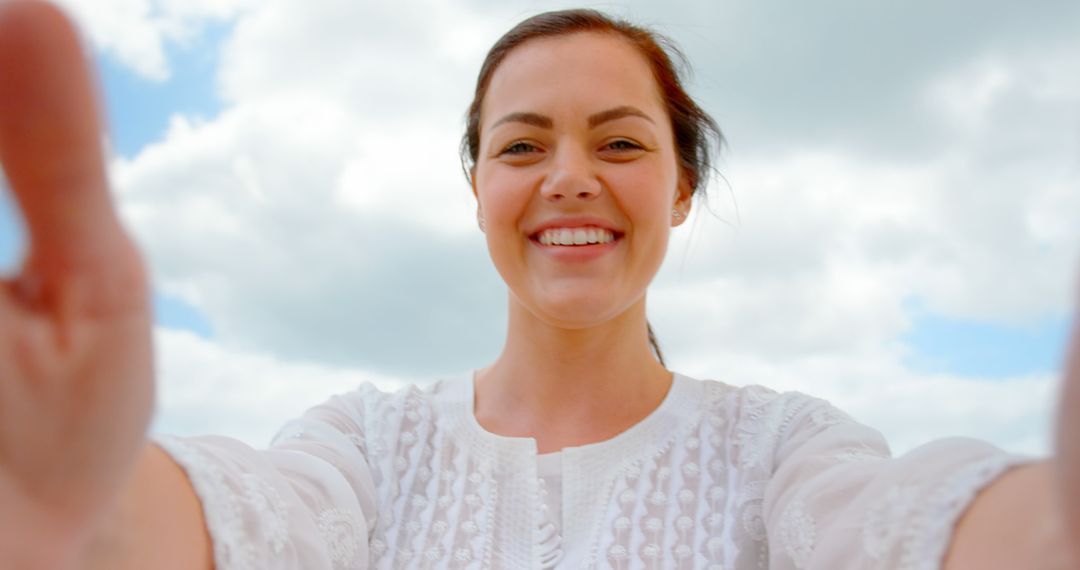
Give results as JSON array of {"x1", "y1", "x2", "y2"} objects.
[
  {"x1": 623, "y1": 0, "x2": 1080, "y2": 158},
  {"x1": 54, "y1": 0, "x2": 253, "y2": 80},
  {"x1": 151, "y1": 327, "x2": 411, "y2": 445},
  {"x1": 216, "y1": 0, "x2": 510, "y2": 112},
  {"x1": 114, "y1": 97, "x2": 507, "y2": 375}
]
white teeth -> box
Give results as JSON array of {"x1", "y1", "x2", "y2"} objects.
[{"x1": 537, "y1": 227, "x2": 615, "y2": 246}]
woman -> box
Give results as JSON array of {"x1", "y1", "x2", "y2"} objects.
[{"x1": 0, "y1": 1, "x2": 1077, "y2": 568}]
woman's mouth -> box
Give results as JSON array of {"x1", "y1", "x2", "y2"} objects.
[{"x1": 534, "y1": 226, "x2": 618, "y2": 246}]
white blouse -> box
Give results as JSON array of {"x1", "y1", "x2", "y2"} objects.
[{"x1": 155, "y1": 373, "x2": 1030, "y2": 569}]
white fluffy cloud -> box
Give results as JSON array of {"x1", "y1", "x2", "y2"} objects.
[
  {"x1": 55, "y1": 0, "x2": 253, "y2": 80},
  {"x1": 64, "y1": 0, "x2": 1079, "y2": 456},
  {"x1": 151, "y1": 327, "x2": 410, "y2": 445},
  {"x1": 114, "y1": 94, "x2": 507, "y2": 375}
]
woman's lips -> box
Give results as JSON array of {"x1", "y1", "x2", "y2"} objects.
[
  {"x1": 529, "y1": 228, "x2": 622, "y2": 261},
  {"x1": 534, "y1": 226, "x2": 616, "y2": 246}
]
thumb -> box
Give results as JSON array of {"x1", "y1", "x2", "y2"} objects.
[{"x1": 0, "y1": 0, "x2": 122, "y2": 270}]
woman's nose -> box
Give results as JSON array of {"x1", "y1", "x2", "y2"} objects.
[{"x1": 540, "y1": 147, "x2": 601, "y2": 202}]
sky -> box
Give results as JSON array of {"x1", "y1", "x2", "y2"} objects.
[{"x1": 0, "y1": 0, "x2": 1077, "y2": 455}]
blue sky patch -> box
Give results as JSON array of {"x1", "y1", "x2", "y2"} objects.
[
  {"x1": 902, "y1": 301, "x2": 1071, "y2": 379},
  {"x1": 0, "y1": 187, "x2": 22, "y2": 271},
  {"x1": 154, "y1": 294, "x2": 215, "y2": 338},
  {"x1": 98, "y1": 22, "x2": 229, "y2": 157}
]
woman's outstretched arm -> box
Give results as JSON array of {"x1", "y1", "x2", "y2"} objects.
[
  {"x1": 82, "y1": 444, "x2": 213, "y2": 569},
  {"x1": 943, "y1": 462, "x2": 1074, "y2": 569},
  {"x1": 944, "y1": 318, "x2": 1079, "y2": 569},
  {"x1": 0, "y1": 2, "x2": 211, "y2": 567},
  {"x1": 759, "y1": 315, "x2": 1079, "y2": 569},
  {"x1": 0, "y1": 4, "x2": 378, "y2": 568}
]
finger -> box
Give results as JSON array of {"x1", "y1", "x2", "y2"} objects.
[{"x1": 0, "y1": 0, "x2": 123, "y2": 268}]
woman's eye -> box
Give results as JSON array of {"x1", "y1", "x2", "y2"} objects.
[
  {"x1": 501, "y1": 141, "x2": 539, "y2": 155},
  {"x1": 604, "y1": 139, "x2": 644, "y2": 151}
]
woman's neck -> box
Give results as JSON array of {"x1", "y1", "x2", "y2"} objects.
[{"x1": 473, "y1": 296, "x2": 672, "y2": 453}]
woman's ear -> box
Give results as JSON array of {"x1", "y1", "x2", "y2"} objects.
[
  {"x1": 471, "y1": 168, "x2": 485, "y2": 232},
  {"x1": 672, "y1": 177, "x2": 693, "y2": 227}
]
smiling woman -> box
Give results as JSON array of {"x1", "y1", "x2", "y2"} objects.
[
  {"x1": 0, "y1": 2, "x2": 1078, "y2": 570},
  {"x1": 460, "y1": 11, "x2": 721, "y2": 372}
]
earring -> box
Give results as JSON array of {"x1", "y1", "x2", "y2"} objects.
[
  {"x1": 672, "y1": 208, "x2": 683, "y2": 222},
  {"x1": 477, "y1": 211, "x2": 485, "y2": 232}
]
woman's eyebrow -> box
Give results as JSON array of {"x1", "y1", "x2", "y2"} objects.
[
  {"x1": 489, "y1": 106, "x2": 655, "y2": 131},
  {"x1": 588, "y1": 106, "x2": 654, "y2": 128},
  {"x1": 491, "y1": 112, "x2": 553, "y2": 130}
]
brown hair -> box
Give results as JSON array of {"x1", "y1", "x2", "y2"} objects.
[{"x1": 461, "y1": 9, "x2": 724, "y2": 366}]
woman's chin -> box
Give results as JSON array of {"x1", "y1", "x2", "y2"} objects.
[{"x1": 521, "y1": 288, "x2": 643, "y2": 330}]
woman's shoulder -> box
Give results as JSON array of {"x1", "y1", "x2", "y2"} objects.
[
  {"x1": 686, "y1": 374, "x2": 842, "y2": 420},
  {"x1": 319, "y1": 373, "x2": 469, "y2": 417},
  {"x1": 340, "y1": 372, "x2": 468, "y2": 399},
  {"x1": 683, "y1": 375, "x2": 863, "y2": 445},
  {"x1": 272, "y1": 375, "x2": 468, "y2": 436},
  {"x1": 679, "y1": 375, "x2": 886, "y2": 473}
]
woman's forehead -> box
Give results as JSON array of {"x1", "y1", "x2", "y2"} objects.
[{"x1": 480, "y1": 32, "x2": 666, "y2": 128}]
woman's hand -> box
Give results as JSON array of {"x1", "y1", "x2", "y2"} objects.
[
  {"x1": 1056, "y1": 305, "x2": 1080, "y2": 564},
  {"x1": 0, "y1": 1, "x2": 155, "y2": 566}
]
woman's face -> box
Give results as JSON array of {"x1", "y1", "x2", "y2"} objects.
[{"x1": 473, "y1": 32, "x2": 689, "y2": 329}]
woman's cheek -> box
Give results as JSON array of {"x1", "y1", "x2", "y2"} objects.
[
  {"x1": 616, "y1": 181, "x2": 673, "y2": 229},
  {"x1": 479, "y1": 178, "x2": 531, "y2": 264}
]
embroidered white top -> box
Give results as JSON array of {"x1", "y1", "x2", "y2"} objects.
[{"x1": 155, "y1": 373, "x2": 1030, "y2": 569}]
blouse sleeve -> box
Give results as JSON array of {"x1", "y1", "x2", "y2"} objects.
[
  {"x1": 154, "y1": 390, "x2": 379, "y2": 570},
  {"x1": 762, "y1": 396, "x2": 1035, "y2": 570}
]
